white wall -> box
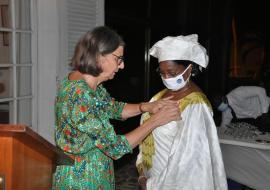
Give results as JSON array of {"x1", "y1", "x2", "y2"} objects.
[
  {"x1": 36, "y1": 0, "x2": 59, "y2": 143},
  {"x1": 36, "y1": 0, "x2": 104, "y2": 144}
]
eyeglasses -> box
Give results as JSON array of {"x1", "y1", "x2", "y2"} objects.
[
  {"x1": 156, "y1": 67, "x2": 182, "y2": 78},
  {"x1": 112, "y1": 53, "x2": 124, "y2": 65}
]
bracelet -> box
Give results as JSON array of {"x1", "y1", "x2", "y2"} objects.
[
  {"x1": 139, "y1": 103, "x2": 144, "y2": 113},
  {"x1": 138, "y1": 175, "x2": 147, "y2": 184}
]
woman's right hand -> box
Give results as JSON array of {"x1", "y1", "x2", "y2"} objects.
[{"x1": 146, "y1": 102, "x2": 181, "y2": 128}]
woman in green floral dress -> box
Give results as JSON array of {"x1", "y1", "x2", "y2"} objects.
[{"x1": 52, "y1": 26, "x2": 180, "y2": 190}]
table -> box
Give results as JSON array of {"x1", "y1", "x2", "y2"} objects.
[{"x1": 217, "y1": 125, "x2": 270, "y2": 190}]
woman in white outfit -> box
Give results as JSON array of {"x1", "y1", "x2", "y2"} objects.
[{"x1": 136, "y1": 34, "x2": 228, "y2": 190}]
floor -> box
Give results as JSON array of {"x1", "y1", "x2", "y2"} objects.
[{"x1": 115, "y1": 157, "x2": 139, "y2": 190}]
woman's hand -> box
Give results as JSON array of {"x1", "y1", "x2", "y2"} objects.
[
  {"x1": 146, "y1": 102, "x2": 181, "y2": 128},
  {"x1": 141, "y1": 96, "x2": 177, "y2": 114},
  {"x1": 138, "y1": 176, "x2": 147, "y2": 190},
  {"x1": 124, "y1": 99, "x2": 180, "y2": 148}
]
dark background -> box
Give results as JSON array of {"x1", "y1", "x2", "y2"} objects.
[{"x1": 104, "y1": 0, "x2": 270, "y2": 166}]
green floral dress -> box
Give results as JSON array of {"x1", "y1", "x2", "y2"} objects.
[{"x1": 52, "y1": 77, "x2": 132, "y2": 190}]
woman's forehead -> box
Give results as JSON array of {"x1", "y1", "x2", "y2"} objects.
[
  {"x1": 113, "y1": 46, "x2": 124, "y2": 54},
  {"x1": 159, "y1": 61, "x2": 185, "y2": 70}
]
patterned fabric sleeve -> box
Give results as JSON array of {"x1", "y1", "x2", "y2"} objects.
[
  {"x1": 70, "y1": 87, "x2": 132, "y2": 159},
  {"x1": 98, "y1": 85, "x2": 126, "y2": 120}
]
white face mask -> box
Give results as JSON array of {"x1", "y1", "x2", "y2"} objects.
[{"x1": 161, "y1": 64, "x2": 191, "y2": 91}]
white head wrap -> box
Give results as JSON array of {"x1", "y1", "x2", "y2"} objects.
[{"x1": 149, "y1": 34, "x2": 209, "y2": 68}]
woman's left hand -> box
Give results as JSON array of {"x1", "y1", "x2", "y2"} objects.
[
  {"x1": 138, "y1": 176, "x2": 147, "y2": 190},
  {"x1": 141, "y1": 96, "x2": 178, "y2": 114}
]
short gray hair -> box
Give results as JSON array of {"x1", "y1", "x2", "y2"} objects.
[{"x1": 70, "y1": 26, "x2": 125, "y2": 76}]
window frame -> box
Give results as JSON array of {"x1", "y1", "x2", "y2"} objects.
[{"x1": 0, "y1": 0, "x2": 37, "y2": 130}]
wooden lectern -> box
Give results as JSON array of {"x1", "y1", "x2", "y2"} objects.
[{"x1": 0, "y1": 124, "x2": 73, "y2": 190}]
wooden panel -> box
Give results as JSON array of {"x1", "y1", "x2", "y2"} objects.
[
  {"x1": 12, "y1": 138, "x2": 53, "y2": 190},
  {"x1": 0, "y1": 125, "x2": 73, "y2": 165},
  {"x1": 0, "y1": 125, "x2": 74, "y2": 190},
  {"x1": 0, "y1": 137, "x2": 13, "y2": 190}
]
